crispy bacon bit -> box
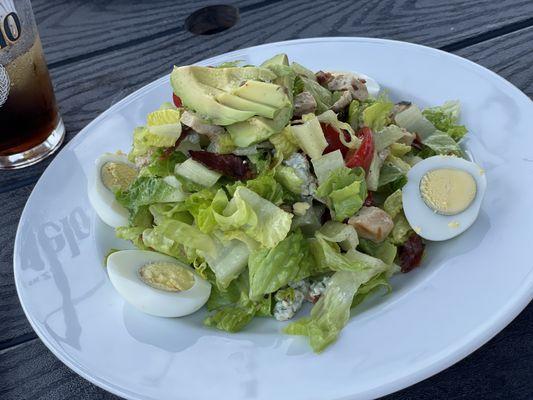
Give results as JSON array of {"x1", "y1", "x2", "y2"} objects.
[
  {"x1": 398, "y1": 233, "x2": 425, "y2": 273},
  {"x1": 189, "y1": 150, "x2": 255, "y2": 180},
  {"x1": 315, "y1": 70, "x2": 333, "y2": 86}
]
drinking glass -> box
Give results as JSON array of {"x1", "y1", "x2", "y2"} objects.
[{"x1": 0, "y1": 0, "x2": 64, "y2": 169}]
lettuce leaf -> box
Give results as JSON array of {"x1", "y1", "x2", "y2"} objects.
[
  {"x1": 422, "y1": 131, "x2": 463, "y2": 156},
  {"x1": 116, "y1": 176, "x2": 187, "y2": 211},
  {"x1": 422, "y1": 100, "x2": 467, "y2": 141},
  {"x1": 395, "y1": 104, "x2": 436, "y2": 139},
  {"x1": 358, "y1": 238, "x2": 397, "y2": 265},
  {"x1": 362, "y1": 100, "x2": 393, "y2": 132},
  {"x1": 373, "y1": 125, "x2": 405, "y2": 151},
  {"x1": 290, "y1": 115, "x2": 328, "y2": 159},
  {"x1": 284, "y1": 258, "x2": 390, "y2": 352},
  {"x1": 316, "y1": 166, "x2": 367, "y2": 221},
  {"x1": 205, "y1": 273, "x2": 272, "y2": 332},
  {"x1": 248, "y1": 230, "x2": 312, "y2": 300},
  {"x1": 383, "y1": 189, "x2": 403, "y2": 218}
]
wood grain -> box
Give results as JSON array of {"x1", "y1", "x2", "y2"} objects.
[{"x1": 28, "y1": 0, "x2": 533, "y2": 65}]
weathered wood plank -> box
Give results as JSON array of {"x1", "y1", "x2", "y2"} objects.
[
  {"x1": 28, "y1": 0, "x2": 533, "y2": 65},
  {"x1": 30, "y1": 0, "x2": 263, "y2": 65}
]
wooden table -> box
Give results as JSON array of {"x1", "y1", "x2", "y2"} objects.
[{"x1": 1, "y1": 1, "x2": 532, "y2": 398}]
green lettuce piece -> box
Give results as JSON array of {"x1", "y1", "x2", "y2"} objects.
[
  {"x1": 139, "y1": 149, "x2": 187, "y2": 177},
  {"x1": 390, "y1": 213, "x2": 413, "y2": 245},
  {"x1": 245, "y1": 172, "x2": 286, "y2": 204},
  {"x1": 291, "y1": 204, "x2": 324, "y2": 237},
  {"x1": 316, "y1": 221, "x2": 359, "y2": 251},
  {"x1": 351, "y1": 268, "x2": 397, "y2": 308},
  {"x1": 394, "y1": 104, "x2": 436, "y2": 139},
  {"x1": 204, "y1": 306, "x2": 255, "y2": 333},
  {"x1": 373, "y1": 125, "x2": 405, "y2": 151},
  {"x1": 362, "y1": 100, "x2": 393, "y2": 131},
  {"x1": 284, "y1": 265, "x2": 388, "y2": 352},
  {"x1": 269, "y1": 126, "x2": 299, "y2": 160},
  {"x1": 358, "y1": 238, "x2": 397, "y2": 265},
  {"x1": 141, "y1": 228, "x2": 190, "y2": 263},
  {"x1": 203, "y1": 234, "x2": 250, "y2": 289},
  {"x1": 275, "y1": 165, "x2": 304, "y2": 195},
  {"x1": 383, "y1": 189, "x2": 403, "y2": 218},
  {"x1": 154, "y1": 219, "x2": 217, "y2": 256},
  {"x1": 207, "y1": 133, "x2": 236, "y2": 154},
  {"x1": 216, "y1": 186, "x2": 293, "y2": 248},
  {"x1": 116, "y1": 176, "x2": 187, "y2": 211},
  {"x1": 205, "y1": 273, "x2": 272, "y2": 332},
  {"x1": 390, "y1": 142, "x2": 412, "y2": 156},
  {"x1": 311, "y1": 150, "x2": 345, "y2": 185},
  {"x1": 422, "y1": 131, "x2": 463, "y2": 156},
  {"x1": 116, "y1": 226, "x2": 146, "y2": 249},
  {"x1": 248, "y1": 230, "x2": 311, "y2": 300},
  {"x1": 130, "y1": 110, "x2": 182, "y2": 159},
  {"x1": 316, "y1": 167, "x2": 367, "y2": 221},
  {"x1": 347, "y1": 100, "x2": 362, "y2": 130},
  {"x1": 290, "y1": 115, "x2": 328, "y2": 159},
  {"x1": 149, "y1": 203, "x2": 193, "y2": 225},
  {"x1": 378, "y1": 162, "x2": 407, "y2": 188},
  {"x1": 422, "y1": 100, "x2": 467, "y2": 141}
]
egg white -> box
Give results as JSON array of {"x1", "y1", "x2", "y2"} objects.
[
  {"x1": 328, "y1": 70, "x2": 381, "y2": 98},
  {"x1": 88, "y1": 153, "x2": 136, "y2": 228},
  {"x1": 107, "y1": 250, "x2": 211, "y2": 317},
  {"x1": 402, "y1": 156, "x2": 487, "y2": 241}
]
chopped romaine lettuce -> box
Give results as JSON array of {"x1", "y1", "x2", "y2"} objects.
[
  {"x1": 316, "y1": 166, "x2": 367, "y2": 221},
  {"x1": 290, "y1": 115, "x2": 328, "y2": 159},
  {"x1": 422, "y1": 131, "x2": 463, "y2": 156},
  {"x1": 362, "y1": 100, "x2": 393, "y2": 132},
  {"x1": 422, "y1": 100, "x2": 467, "y2": 141}
]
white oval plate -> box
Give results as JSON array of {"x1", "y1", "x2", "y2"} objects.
[{"x1": 14, "y1": 38, "x2": 533, "y2": 400}]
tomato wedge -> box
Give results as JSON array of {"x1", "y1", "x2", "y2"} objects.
[
  {"x1": 172, "y1": 93, "x2": 183, "y2": 108},
  {"x1": 345, "y1": 127, "x2": 374, "y2": 172},
  {"x1": 321, "y1": 123, "x2": 350, "y2": 157}
]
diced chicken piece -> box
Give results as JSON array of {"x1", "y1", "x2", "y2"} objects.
[
  {"x1": 348, "y1": 206, "x2": 394, "y2": 243},
  {"x1": 349, "y1": 78, "x2": 369, "y2": 101},
  {"x1": 315, "y1": 70, "x2": 333, "y2": 86},
  {"x1": 326, "y1": 74, "x2": 369, "y2": 101},
  {"x1": 181, "y1": 111, "x2": 225, "y2": 138},
  {"x1": 293, "y1": 91, "x2": 317, "y2": 117},
  {"x1": 326, "y1": 74, "x2": 354, "y2": 91},
  {"x1": 330, "y1": 90, "x2": 352, "y2": 112}
]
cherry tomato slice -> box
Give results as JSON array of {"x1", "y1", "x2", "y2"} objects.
[
  {"x1": 321, "y1": 123, "x2": 350, "y2": 157},
  {"x1": 345, "y1": 127, "x2": 374, "y2": 172},
  {"x1": 172, "y1": 93, "x2": 182, "y2": 108}
]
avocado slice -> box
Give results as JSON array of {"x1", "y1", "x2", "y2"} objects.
[
  {"x1": 215, "y1": 92, "x2": 278, "y2": 119},
  {"x1": 227, "y1": 107, "x2": 292, "y2": 147},
  {"x1": 233, "y1": 80, "x2": 290, "y2": 109},
  {"x1": 260, "y1": 53, "x2": 289, "y2": 68},
  {"x1": 171, "y1": 66, "x2": 283, "y2": 126}
]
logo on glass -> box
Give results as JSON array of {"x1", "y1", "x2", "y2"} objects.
[{"x1": 0, "y1": 9, "x2": 22, "y2": 47}]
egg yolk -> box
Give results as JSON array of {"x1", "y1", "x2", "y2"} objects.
[
  {"x1": 139, "y1": 262, "x2": 195, "y2": 292},
  {"x1": 420, "y1": 168, "x2": 476, "y2": 215},
  {"x1": 101, "y1": 162, "x2": 137, "y2": 192}
]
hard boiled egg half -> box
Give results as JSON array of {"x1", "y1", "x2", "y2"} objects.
[
  {"x1": 88, "y1": 153, "x2": 137, "y2": 228},
  {"x1": 402, "y1": 156, "x2": 487, "y2": 241},
  {"x1": 107, "y1": 250, "x2": 211, "y2": 317}
]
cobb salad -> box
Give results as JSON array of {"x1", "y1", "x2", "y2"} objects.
[{"x1": 89, "y1": 53, "x2": 486, "y2": 352}]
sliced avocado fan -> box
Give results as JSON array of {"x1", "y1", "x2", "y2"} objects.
[{"x1": 170, "y1": 65, "x2": 290, "y2": 126}]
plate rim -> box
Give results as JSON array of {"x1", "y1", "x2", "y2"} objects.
[{"x1": 13, "y1": 36, "x2": 533, "y2": 400}]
